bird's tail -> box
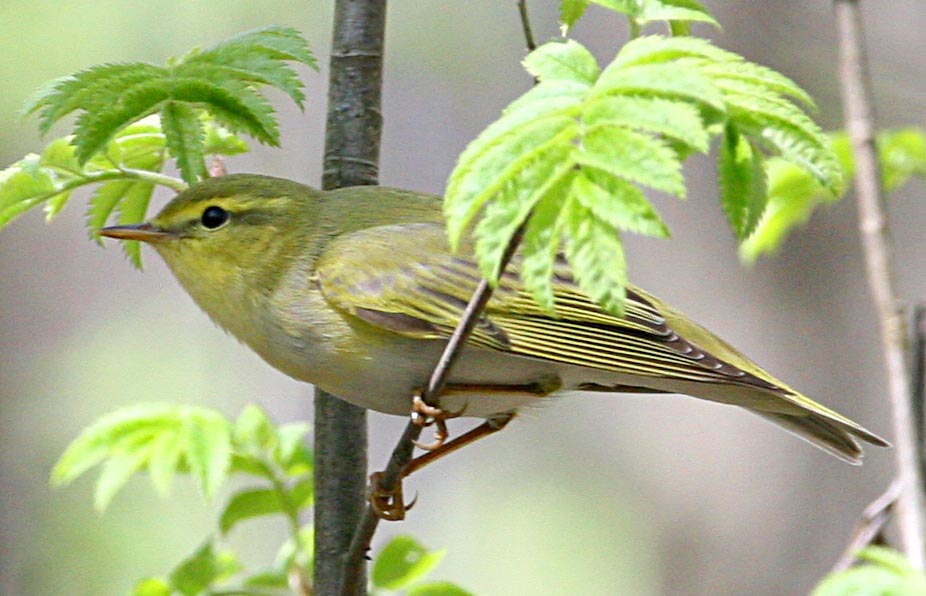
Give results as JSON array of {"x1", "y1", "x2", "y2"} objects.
[{"x1": 756, "y1": 410, "x2": 890, "y2": 465}]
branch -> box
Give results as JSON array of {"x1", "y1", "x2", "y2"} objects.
[
  {"x1": 341, "y1": 3, "x2": 538, "y2": 589},
  {"x1": 834, "y1": 0, "x2": 926, "y2": 568},
  {"x1": 315, "y1": 2, "x2": 387, "y2": 596},
  {"x1": 833, "y1": 478, "x2": 903, "y2": 572}
]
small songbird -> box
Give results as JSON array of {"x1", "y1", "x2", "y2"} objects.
[{"x1": 100, "y1": 173, "x2": 887, "y2": 466}]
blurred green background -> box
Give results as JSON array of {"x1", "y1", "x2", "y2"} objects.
[{"x1": 1, "y1": 2, "x2": 924, "y2": 595}]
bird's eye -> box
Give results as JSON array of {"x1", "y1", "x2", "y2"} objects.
[{"x1": 200, "y1": 206, "x2": 229, "y2": 229}]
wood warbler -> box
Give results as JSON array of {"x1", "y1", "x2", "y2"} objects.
[{"x1": 100, "y1": 173, "x2": 887, "y2": 464}]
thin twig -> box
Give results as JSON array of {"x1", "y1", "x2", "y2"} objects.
[
  {"x1": 516, "y1": 0, "x2": 538, "y2": 51},
  {"x1": 340, "y1": 4, "x2": 538, "y2": 590},
  {"x1": 833, "y1": 479, "x2": 904, "y2": 571},
  {"x1": 912, "y1": 304, "x2": 926, "y2": 490},
  {"x1": 834, "y1": 0, "x2": 926, "y2": 568},
  {"x1": 316, "y1": 2, "x2": 387, "y2": 596}
]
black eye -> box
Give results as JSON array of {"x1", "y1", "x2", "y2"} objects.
[{"x1": 201, "y1": 206, "x2": 229, "y2": 229}]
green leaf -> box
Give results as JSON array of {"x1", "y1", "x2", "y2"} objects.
[
  {"x1": 202, "y1": 118, "x2": 249, "y2": 156},
  {"x1": 94, "y1": 435, "x2": 156, "y2": 510},
  {"x1": 718, "y1": 124, "x2": 767, "y2": 239},
  {"x1": 243, "y1": 570, "x2": 289, "y2": 589},
  {"x1": 408, "y1": 581, "x2": 475, "y2": 596},
  {"x1": 560, "y1": 0, "x2": 590, "y2": 28},
  {"x1": 445, "y1": 115, "x2": 578, "y2": 249},
  {"x1": 275, "y1": 423, "x2": 313, "y2": 474},
  {"x1": 562, "y1": 196, "x2": 628, "y2": 315},
  {"x1": 233, "y1": 404, "x2": 277, "y2": 452},
  {"x1": 573, "y1": 168, "x2": 670, "y2": 237},
  {"x1": 577, "y1": 124, "x2": 685, "y2": 197},
  {"x1": 584, "y1": 95, "x2": 709, "y2": 152},
  {"x1": 607, "y1": 35, "x2": 736, "y2": 69},
  {"x1": 146, "y1": 430, "x2": 185, "y2": 497},
  {"x1": 86, "y1": 181, "x2": 132, "y2": 242},
  {"x1": 811, "y1": 547, "x2": 926, "y2": 596},
  {"x1": 877, "y1": 127, "x2": 926, "y2": 191},
  {"x1": 115, "y1": 181, "x2": 155, "y2": 268},
  {"x1": 702, "y1": 60, "x2": 815, "y2": 108},
  {"x1": 520, "y1": 183, "x2": 573, "y2": 312},
  {"x1": 162, "y1": 101, "x2": 207, "y2": 183},
  {"x1": 170, "y1": 542, "x2": 221, "y2": 596},
  {"x1": 523, "y1": 40, "x2": 600, "y2": 85},
  {"x1": 474, "y1": 146, "x2": 575, "y2": 281},
  {"x1": 637, "y1": 0, "x2": 719, "y2": 27},
  {"x1": 594, "y1": 60, "x2": 725, "y2": 112},
  {"x1": 590, "y1": 0, "x2": 636, "y2": 16},
  {"x1": 220, "y1": 488, "x2": 285, "y2": 535},
  {"x1": 130, "y1": 578, "x2": 172, "y2": 596},
  {"x1": 184, "y1": 408, "x2": 232, "y2": 499},
  {"x1": 372, "y1": 535, "x2": 446, "y2": 590}
]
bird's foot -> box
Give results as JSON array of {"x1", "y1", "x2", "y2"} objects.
[
  {"x1": 367, "y1": 471, "x2": 417, "y2": 521},
  {"x1": 410, "y1": 393, "x2": 466, "y2": 451}
]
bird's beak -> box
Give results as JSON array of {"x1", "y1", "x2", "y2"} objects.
[{"x1": 98, "y1": 223, "x2": 175, "y2": 243}]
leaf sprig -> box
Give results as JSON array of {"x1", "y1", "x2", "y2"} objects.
[
  {"x1": 444, "y1": 35, "x2": 840, "y2": 315},
  {"x1": 24, "y1": 26, "x2": 316, "y2": 183}
]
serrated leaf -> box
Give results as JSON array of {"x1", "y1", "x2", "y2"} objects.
[
  {"x1": 560, "y1": 0, "x2": 590, "y2": 28},
  {"x1": 584, "y1": 95, "x2": 709, "y2": 152},
  {"x1": 161, "y1": 101, "x2": 206, "y2": 183},
  {"x1": 594, "y1": 60, "x2": 725, "y2": 112},
  {"x1": 243, "y1": 570, "x2": 289, "y2": 589},
  {"x1": 445, "y1": 116, "x2": 578, "y2": 248},
  {"x1": 51, "y1": 404, "x2": 181, "y2": 486},
  {"x1": 93, "y1": 437, "x2": 156, "y2": 510},
  {"x1": 372, "y1": 535, "x2": 446, "y2": 590},
  {"x1": 718, "y1": 125, "x2": 767, "y2": 239},
  {"x1": 202, "y1": 118, "x2": 249, "y2": 156},
  {"x1": 290, "y1": 476, "x2": 314, "y2": 508},
  {"x1": 520, "y1": 183, "x2": 573, "y2": 312},
  {"x1": 275, "y1": 423, "x2": 312, "y2": 473},
  {"x1": 590, "y1": 0, "x2": 636, "y2": 16},
  {"x1": 637, "y1": 0, "x2": 719, "y2": 27},
  {"x1": 573, "y1": 168, "x2": 670, "y2": 237},
  {"x1": 609, "y1": 35, "x2": 736, "y2": 69},
  {"x1": 115, "y1": 182, "x2": 155, "y2": 268},
  {"x1": 146, "y1": 430, "x2": 185, "y2": 497},
  {"x1": 524, "y1": 40, "x2": 600, "y2": 85},
  {"x1": 170, "y1": 542, "x2": 220, "y2": 596},
  {"x1": 171, "y1": 78, "x2": 279, "y2": 145},
  {"x1": 562, "y1": 196, "x2": 628, "y2": 315},
  {"x1": 233, "y1": 404, "x2": 277, "y2": 452},
  {"x1": 131, "y1": 578, "x2": 172, "y2": 596},
  {"x1": 86, "y1": 181, "x2": 132, "y2": 243},
  {"x1": 0, "y1": 156, "x2": 61, "y2": 229},
  {"x1": 474, "y1": 146, "x2": 575, "y2": 281},
  {"x1": 578, "y1": 124, "x2": 685, "y2": 196},
  {"x1": 183, "y1": 409, "x2": 232, "y2": 499},
  {"x1": 702, "y1": 60, "x2": 815, "y2": 108},
  {"x1": 220, "y1": 488, "x2": 285, "y2": 535},
  {"x1": 39, "y1": 137, "x2": 81, "y2": 172}
]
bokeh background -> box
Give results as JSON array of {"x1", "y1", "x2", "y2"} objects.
[{"x1": 1, "y1": 2, "x2": 924, "y2": 595}]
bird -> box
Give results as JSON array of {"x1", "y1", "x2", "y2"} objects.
[{"x1": 99, "y1": 173, "x2": 887, "y2": 471}]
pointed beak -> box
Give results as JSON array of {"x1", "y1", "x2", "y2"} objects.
[{"x1": 98, "y1": 223, "x2": 175, "y2": 243}]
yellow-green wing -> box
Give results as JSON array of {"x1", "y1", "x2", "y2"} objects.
[{"x1": 317, "y1": 223, "x2": 773, "y2": 388}]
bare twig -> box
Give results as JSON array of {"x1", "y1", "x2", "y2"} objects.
[
  {"x1": 316, "y1": 2, "x2": 387, "y2": 595},
  {"x1": 912, "y1": 305, "x2": 926, "y2": 489},
  {"x1": 834, "y1": 0, "x2": 926, "y2": 568},
  {"x1": 833, "y1": 479, "x2": 904, "y2": 571},
  {"x1": 341, "y1": 4, "x2": 538, "y2": 590}
]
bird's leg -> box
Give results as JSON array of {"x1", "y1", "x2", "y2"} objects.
[
  {"x1": 412, "y1": 376, "x2": 560, "y2": 451},
  {"x1": 367, "y1": 413, "x2": 514, "y2": 521}
]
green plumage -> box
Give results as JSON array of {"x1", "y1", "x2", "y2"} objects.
[{"x1": 101, "y1": 174, "x2": 888, "y2": 464}]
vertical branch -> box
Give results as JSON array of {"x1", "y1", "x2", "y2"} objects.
[
  {"x1": 340, "y1": 3, "x2": 538, "y2": 589},
  {"x1": 833, "y1": 0, "x2": 926, "y2": 568},
  {"x1": 315, "y1": 2, "x2": 387, "y2": 595}
]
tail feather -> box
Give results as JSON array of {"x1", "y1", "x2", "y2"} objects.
[{"x1": 756, "y1": 411, "x2": 890, "y2": 465}]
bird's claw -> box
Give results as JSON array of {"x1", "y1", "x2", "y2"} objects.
[
  {"x1": 367, "y1": 471, "x2": 417, "y2": 521},
  {"x1": 410, "y1": 393, "x2": 466, "y2": 451}
]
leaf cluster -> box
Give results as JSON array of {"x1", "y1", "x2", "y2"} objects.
[
  {"x1": 23, "y1": 26, "x2": 316, "y2": 184},
  {"x1": 445, "y1": 32, "x2": 840, "y2": 314},
  {"x1": 0, "y1": 116, "x2": 246, "y2": 266},
  {"x1": 741, "y1": 127, "x2": 926, "y2": 262},
  {"x1": 811, "y1": 547, "x2": 926, "y2": 596}
]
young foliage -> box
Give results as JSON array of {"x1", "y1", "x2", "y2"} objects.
[
  {"x1": 23, "y1": 26, "x2": 316, "y2": 184},
  {"x1": 371, "y1": 535, "x2": 473, "y2": 596},
  {"x1": 0, "y1": 115, "x2": 246, "y2": 267},
  {"x1": 740, "y1": 128, "x2": 926, "y2": 262},
  {"x1": 559, "y1": 0, "x2": 718, "y2": 32},
  {"x1": 445, "y1": 34, "x2": 839, "y2": 315},
  {"x1": 811, "y1": 547, "x2": 926, "y2": 596}
]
